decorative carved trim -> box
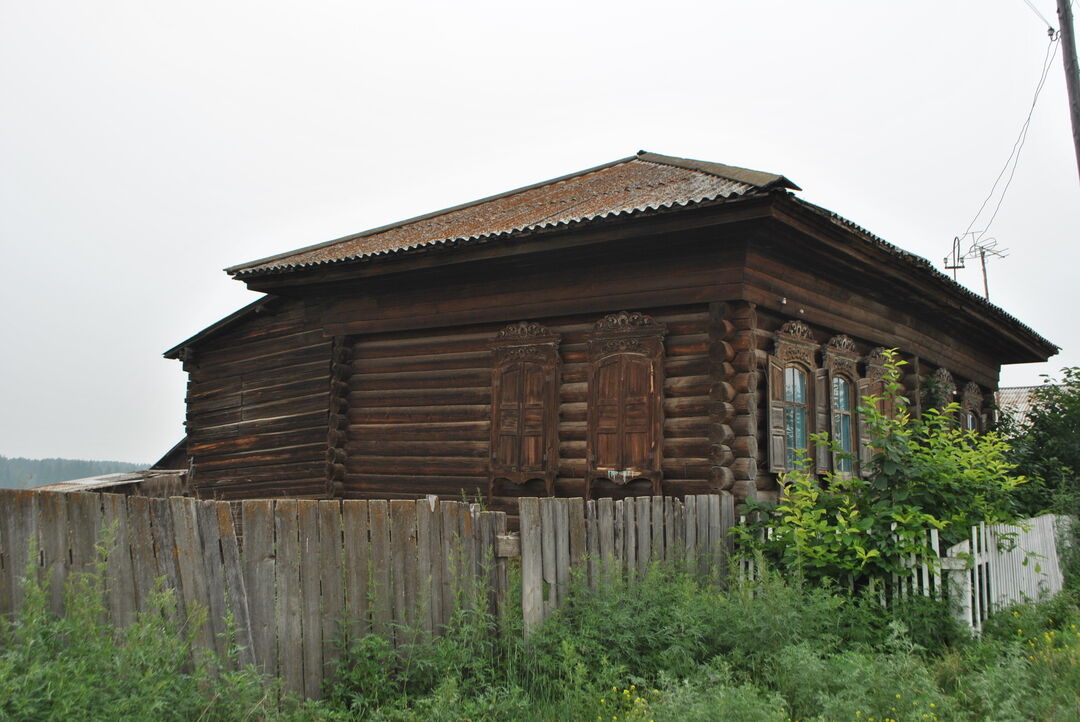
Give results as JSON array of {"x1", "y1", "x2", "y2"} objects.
[
  {"x1": 961, "y1": 381, "x2": 983, "y2": 411},
  {"x1": 777, "y1": 344, "x2": 815, "y2": 367},
  {"x1": 778, "y1": 319, "x2": 814, "y2": 340},
  {"x1": 932, "y1": 367, "x2": 957, "y2": 398},
  {"x1": 864, "y1": 347, "x2": 888, "y2": 380},
  {"x1": 495, "y1": 320, "x2": 552, "y2": 341},
  {"x1": 594, "y1": 311, "x2": 663, "y2": 333},
  {"x1": 827, "y1": 334, "x2": 857, "y2": 353},
  {"x1": 823, "y1": 335, "x2": 859, "y2": 379},
  {"x1": 774, "y1": 318, "x2": 818, "y2": 368}
]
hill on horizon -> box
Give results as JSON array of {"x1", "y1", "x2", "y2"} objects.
[{"x1": 0, "y1": 455, "x2": 149, "y2": 489}]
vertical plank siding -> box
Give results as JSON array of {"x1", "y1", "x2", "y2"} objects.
[
  {"x1": 0, "y1": 489, "x2": 509, "y2": 699},
  {"x1": 518, "y1": 493, "x2": 738, "y2": 633},
  {"x1": 0, "y1": 488, "x2": 1066, "y2": 696}
]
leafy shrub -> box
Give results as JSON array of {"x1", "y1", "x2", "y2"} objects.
[
  {"x1": 738, "y1": 349, "x2": 1026, "y2": 588},
  {"x1": 0, "y1": 552, "x2": 279, "y2": 721}
]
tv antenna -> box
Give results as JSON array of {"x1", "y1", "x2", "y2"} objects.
[{"x1": 943, "y1": 232, "x2": 1008, "y2": 301}]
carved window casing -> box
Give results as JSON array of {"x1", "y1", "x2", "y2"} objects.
[
  {"x1": 767, "y1": 320, "x2": 821, "y2": 474},
  {"x1": 961, "y1": 381, "x2": 984, "y2": 432},
  {"x1": 489, "y1": 322, "x2": 561, "y2": 498},
  {"x1": 586, "y1": 312, "x2": 667, "y2": 499},
  {"x1": 823, "y1": 335, "x2": 860, "y2": 475}
]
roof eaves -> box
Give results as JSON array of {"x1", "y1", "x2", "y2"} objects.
[
  {"x1": 232, "y1": 187, "x2": 771, "y2": 278},
  {"x1": 787, "y1": 196, "x2": 1058, "y2": 358},
  {"x1": 163, "y1": 295, "x2": 274, "y2": 358}
]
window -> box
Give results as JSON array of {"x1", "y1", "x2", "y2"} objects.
[
  {"x1": 831, "y1": 375, "x2": 855, "y2": 473},
  {"x1": 585, "y1": 311, "x2": 666, "y2": 499},
  {"x1": 768, "y1": 320, "x2": 821, "y2": 473},
  {"x1": 489, "y1": 322, "x2": 560, "y2": 498},
  {"x1": 783, "y1": 366, "x2": 809, "y2": 469},
  {"x1": 961, "y1": 381, "x2": 984, "y2": 433}
]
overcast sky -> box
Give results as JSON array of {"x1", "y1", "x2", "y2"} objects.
[{"x1": 2, "y1": 1, "x2": 1077, "y2": 464}]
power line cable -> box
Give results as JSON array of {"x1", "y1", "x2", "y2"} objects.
[
  {"x1": 1023, "y1": 0, "x2": 1056, "y2": 30},
  {"x1": 958, "y1": 31, "x2": 1060, "y2": 244}
]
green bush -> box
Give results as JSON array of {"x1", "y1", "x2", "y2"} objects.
[
  {"x1": 738, "y1": 350, "x2": 1027, "y2": 589},
  {"x1": 0, "y1": 552, "x2": 280, "y2": 721}
]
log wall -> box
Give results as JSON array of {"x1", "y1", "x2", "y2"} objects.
[
  {"x1": 344, "y1": 304, "x2": 719, "y2": 514},
  {"x1": 183, "y1": 299, "x2": 333, "y2": 499}
]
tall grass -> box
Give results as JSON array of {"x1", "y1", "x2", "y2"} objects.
[{"x1": 3, "y1": 553, "x2": 1078, "y2": 720}]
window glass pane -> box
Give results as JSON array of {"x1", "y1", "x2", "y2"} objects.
[
  {"x1": 832, "y1": 376, "x2": 851, "y2": 412},
  {"x1": 785, "y1": 367, "x2": 807, "y2": 403},
  {"x1": 834, "y1": 413, "x2": 853, "y2": 473}
]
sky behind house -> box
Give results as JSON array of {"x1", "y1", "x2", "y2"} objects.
[{"x1": 1, "y1": 1, "x2": 1077, "y2": 463}]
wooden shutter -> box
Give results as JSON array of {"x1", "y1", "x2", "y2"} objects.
[
  {"x1": 593, "y1": 357, "x2": 623, "y2": 470},
  {"x1": 622, "y1": 357, "x2": 653, "y2": 470},
  {"x1": 585, "y1": 312, "x2": 666, "y2": 497},
  {"x1": 492, "y1": 363, "x2": 523, "y2": 472},
  {"x1": 814, "y1": 368, "x2": 830, "y2": 473},
  {"x1": 519, "y1": 364, "x2": 548, "y2": 472},
  {"x1": 856, "y1": 376, "x2": 875, "y2": 477},
  {"x1": 767, "y1": 354, "x2": 787, "y2": 473},
  {"x1": 489, "y1": 322, "x2": 560, "y2": 494}
]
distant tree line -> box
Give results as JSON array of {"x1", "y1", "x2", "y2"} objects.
[{"x1": 0, "y1": 456, "x2": 147, "y2": 489}]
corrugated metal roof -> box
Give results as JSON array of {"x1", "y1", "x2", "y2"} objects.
[
  {"x1": 228, "y1": 151, "x2": 797, "y2": 276},
  {"x1": 789, "y1": 198, "x2": 1058, "y2": 359},
  {"x1": 995, "y1": 385, "x2": 1047, "y2": 425}
]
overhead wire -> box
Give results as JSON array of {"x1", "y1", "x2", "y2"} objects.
[
  {"x1": 957, "y1": 29, "x2": 1061, "y2": 247},
  {"x1": 1022, "y1": 0, "x2": 1055, "y2": 30}
]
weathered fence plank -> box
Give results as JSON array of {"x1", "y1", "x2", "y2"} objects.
[
  {"x1": 102, "y1": 493, "x2": 135, "y2": 628},
  {"x1": 519, "y1": 497, "x2": 542, "y2": 636},
  {"x1": 318, "y1": 500, "x2": 344, "y2": 681},
  {"x1": 369, "y1": 500, "x2": 392, "y2": 639},
  {"x1": 341, "y1": 500, "x2": 370, "y2": 643},
  {"x1": 217, "y1": 500, "x2": 254, "y2": 668},
  {"x1": 274, "y1": 499, "x2": 303, "y2": 696},
  {"x1": 242, "y1": 499, "x2": 277, "y2": 677},
  {"x1": 172, "y1": 496, "x2": 213, "y2": 651},
  {"x1": 38, "y1": 492, "x2": 69, "y2": 615},
  {"x1": 297, "y1": 500, "x2": 323, "y2": 697},
  {"x1": 126, "y1": 496, "x2": 157, "y2": 614}
]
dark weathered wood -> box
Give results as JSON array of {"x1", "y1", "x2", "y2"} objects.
[
  {"x1": 101, "y1": 494, "x2": 135, "y2": 627},
  {"x1": 368, "y1": 500, "x2": 392, "y2": 638},
  {"x1": 242, "y1": 499, "x2": 277, "y2": 677},
  {"x1": 341, "y1": 500, "x2": 371, "y2": 642},
  {"x1": 37, "y1": 492, "x2": 69, "y2": 616},
  {"x1": 126, "y1": 496, "x2": 157, "y2": 614},
  {"x1": 194, "y1": 500, "x2": 229, "y2": 659},
  {"x1": 519, "y1": 498, "x2": 543, "y2": 635},
  {"x1": 388, "y1": 498, "x2": 416, "y2": 638},
  {"x1": 274, "y1": 499, "x2": 303, "y2": 695},
  {"x1": 297, "y1": 500, "x2": 323, "y2": 697},
  {"x1": 318, "y1": 501, "x2": 344, "y2": 681},
  {"x1": 216, "y1": 500, "x2": 255, "y2": 668}
]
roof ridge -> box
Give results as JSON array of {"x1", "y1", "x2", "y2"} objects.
[{"x1": 635, "y1": 151, "x2": 801, "y2": 191}]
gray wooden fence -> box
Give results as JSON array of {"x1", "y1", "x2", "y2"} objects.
[
  {"x1": 518, "y1": 493, "x2": 736, "y2": 635},
  {"x1": 0, "y1": 489, "x2": 508, "y2": 699}
]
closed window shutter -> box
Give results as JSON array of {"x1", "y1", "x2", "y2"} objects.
[
  {"x1": 814, "y1": 368, "x2": 830, "y2": 473},
  {"x1": 493, "y1": 364, "x2": 523, "y2": 472},
  {"x1": 767, "y1": 355, "x2": 787, "y2": 473}
]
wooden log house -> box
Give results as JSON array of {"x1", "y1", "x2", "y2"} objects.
[{"x1": 164, "y1": 151, "x2": 1056, "y2": 511}]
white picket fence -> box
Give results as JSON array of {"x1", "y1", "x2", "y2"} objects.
[
  {"x1": 740, "y1": 513, "x2": 1069, "y2": 634},
  {"x1": 942, "y1": 514, "x2": 1067, "y2": 633}
]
